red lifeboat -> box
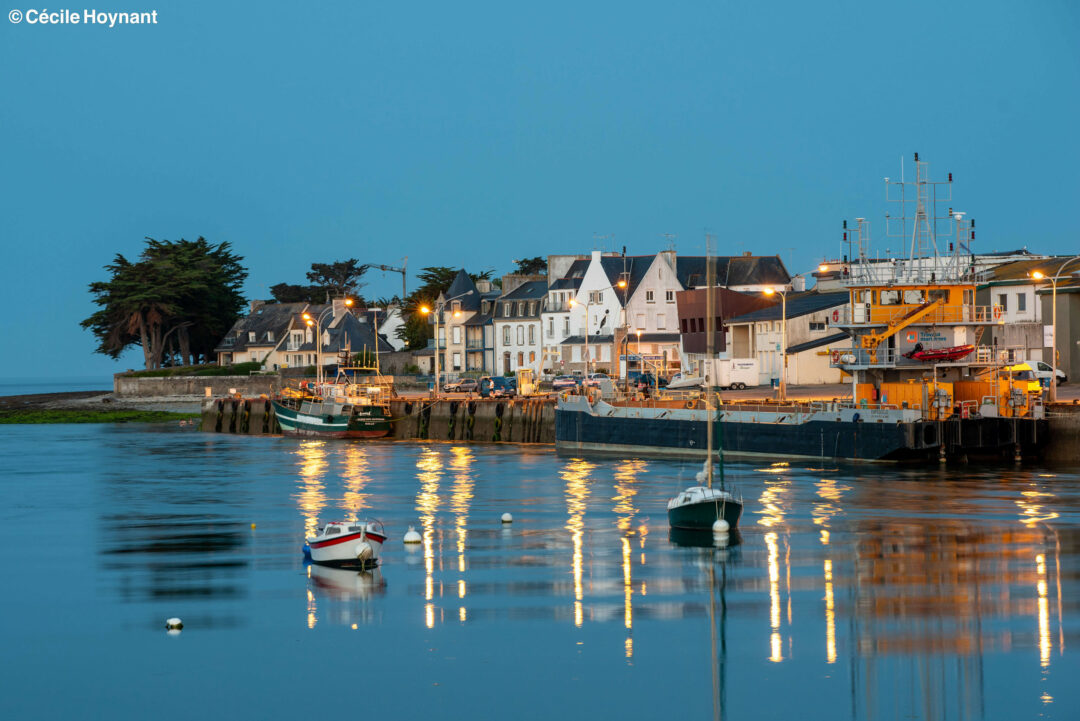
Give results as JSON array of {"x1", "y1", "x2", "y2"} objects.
[{"x1": 902, "y1": 343, "x2": 975, "y2": 362}]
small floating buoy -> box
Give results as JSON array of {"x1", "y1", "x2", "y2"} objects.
[
  {"x1": 712, "y1": 519, "x2": 730, "y2": 534},
  {"x1": 403, "y1": 526, "x2": 422, "y2": 544},
  {"x1": 165, "y1": 617, "x2": 183, "y2": 630},
  {"x1": 250, "y1": 523, "x2": 256, "y2": 529},
  {"x1": 501, "y1": 513, "x2": 513, "y2": 524}
]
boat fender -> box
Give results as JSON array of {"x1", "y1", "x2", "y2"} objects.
[
  {"x1": 495, "y1": 403, "x2": 505, "y2": 418},
  {"x1": 404, "y1": 402, "x2": 413, "y2": 415},
  {"x1": 355, "y1": 541, "x2": 373, "y2": 562},
  {"x1": 852, "y1": 413, "x2": 860, "y2": 422},
  {"x1": 466, "y1": 415, "x2": 475, "y2": 429},
  {"x1": 685, "y1": 400, "x2": 696, "y2": 409}
]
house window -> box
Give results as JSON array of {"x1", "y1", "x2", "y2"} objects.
[
  {"x1": 528, "y1": 325, "x2": 535, "y2": 344},
  {"x1": 681, "y1": 318, "x2": 688, "y2": 333},
  {"x1": 452, "y1": 326, "x2": 462, "y2": 344},
  {"x1": 452, "y1": 352, "x2": 462, "y2": 370},
  {"x1": 1017, "y1": 293, "x2": 1027, "y2": 312},
  {"x1": 517, "y1": 326, "x2": 524, "y2": 345},
  {"x1": 503, "y1": 326, "x2": 511, "y2": 344},
  {"x1": 646, "y1": 290, "x2": 655, "y2": 303},
  {"x1": 517, "y1": 352, "x2": 524, "y2": 367},
  {"x1": 248, "y1": 331, "x2": 256, "y2": 342},
  {"x1": 528, "y1": 302, "x2": 536, "y2": 316},
  {"x1": 589, "y1": 291, "x2": 602, "y2": 304},
  {"x1": 267, "y1": 331, "x2": 274, "y2": 342},
  {"x1": 809, "y1": 322, "x2": 826, "y2": 331},
  {"x1": 997, "y1": 293, "x2": 1008, "y2": 312},
  {"x1": 504, "y1": 303, "x2": 512, "y2": 317},
  {"x1": 657, "y1": 313, "x2": 666, "y2": 330},
  {"x1": 665, "y1": 290, "x2": 674, "y2": 302},
  {"x1": 547, "y1": 317, "x2": 554, "y2": 337},
  {"x1": 563, "y1": 317, "x2": 570, "y2": 335}
]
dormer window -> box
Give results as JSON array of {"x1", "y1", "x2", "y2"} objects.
[
  {"x1": 267, "y1": 331, "x2": 275, "y2": 342},
  {"x1": 451, "y1": 300, "x2": 461, "y2": 314},
  {"x1": 248, "y1": 331, "x2": 256, "y2": 342},
  {"x1": 504, "y1": 302, "x2": 512, "y2": 317}
]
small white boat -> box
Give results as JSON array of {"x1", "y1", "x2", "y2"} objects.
[{"x1": 305, "y1": 520, "x2": 387, "y2": 569}]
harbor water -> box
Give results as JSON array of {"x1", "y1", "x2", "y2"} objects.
[{"x1": 0, "y1": 423, "x2": 1077, "y2": 720}]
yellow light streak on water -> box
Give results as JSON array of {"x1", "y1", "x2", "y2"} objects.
[
  {"x1": 766, "y1": 530, "x2": 782, "y2": 663},
  {"x1": 824, "y1": 559, "x2": 836, "y2": 664},
  {"x1": 562, "y1": 458, "x2": 595, "y2": 627},
  {"x1": 1037, "y1": 553, "x2": 1051, "y2": 668},
  {"x1": 295, "y1": 440, "x2": 328, "y2": 538},
  {"x1": 341, "y1": 443, "x2": 371, "y2": 521},
  {"x1": 449, "y1": 446, "x2": 474, "y2": 582},
  {"x1": 622, "y1": 537, "x2": 633, "y2": 630},
  {"x1": 416, "y1": 449, "x2": 443, "y2": 614}
]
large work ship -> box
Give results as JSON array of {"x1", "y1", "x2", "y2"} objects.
[{"x1": 556, "y1": 155, "x2": 1048, "y2": 463}]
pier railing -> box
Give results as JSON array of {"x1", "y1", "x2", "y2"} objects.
[{"x1": 831, "y1": 304, "x2": 996, "y2": 326}]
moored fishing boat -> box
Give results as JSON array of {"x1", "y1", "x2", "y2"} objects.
[{"x1": 272, "y1": 378, "x2": 393, "y2": 439}]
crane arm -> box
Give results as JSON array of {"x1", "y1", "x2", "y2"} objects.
[{"x1": 859, "y1": 297, "x2": 946, "y2": 362}]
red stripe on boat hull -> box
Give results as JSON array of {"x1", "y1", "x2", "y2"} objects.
[{"x1": 310, "y1": 531, "x2": 388, "y2": 549}]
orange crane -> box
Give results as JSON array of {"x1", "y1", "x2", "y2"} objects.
[{"x1": 859, "y1": 297, "x2": 946, "y2": 364}]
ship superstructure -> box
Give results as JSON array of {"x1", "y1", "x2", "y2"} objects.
[{"x1": 829, "y1": 154, "x2": 1044, "y2": 424}]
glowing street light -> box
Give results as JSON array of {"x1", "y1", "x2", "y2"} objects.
[{"x1": 763, "y1": 287, "x2": 787, "y2": 401}]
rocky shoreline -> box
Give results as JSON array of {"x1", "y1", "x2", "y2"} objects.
[{"x1": 0, "y1": 391, "x2": 204, "y2": 416}]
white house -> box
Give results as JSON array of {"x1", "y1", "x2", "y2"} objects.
[{"x1": 493, "y1": 278, "x2": 547, "y2": 375}]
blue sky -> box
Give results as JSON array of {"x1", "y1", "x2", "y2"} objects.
[{"x1": 2, "y1": 0, "x2": 1077, "y2": 378}]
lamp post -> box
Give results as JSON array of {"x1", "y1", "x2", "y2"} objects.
[
  {"x1": 763, "y1": 287, "x2": 787, "y2": 401},
  {"x1": 303, "y1": 298, "x2": 353, "y2": 385},
  {"x1": 1032, "y1": 255, "x2": 1080, "y2": 402},
  {"x1": 420, "y1": 290, "x2": 473, "y2": 397}
]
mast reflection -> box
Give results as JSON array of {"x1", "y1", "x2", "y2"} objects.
[{"x1": 613, "y1": 459, "x2": 646, "y2": 657}]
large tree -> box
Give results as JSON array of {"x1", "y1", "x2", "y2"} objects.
[
  {"x1": 269, "y1": 258, "x2": 369, "y2": 304},
  {"x1": 81, "y1": 237, "x2": 248, "y2": 369},
  {"x1": 513, "y1": 256, "x2": 547, "y2": 275}
]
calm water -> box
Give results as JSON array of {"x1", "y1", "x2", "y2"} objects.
[
  {"x1": 0, "y1": 425, "x2": 1077, "y2": 720},
  {"x1": 0, "y1": 376, "x2": 113, "y2": 396}
]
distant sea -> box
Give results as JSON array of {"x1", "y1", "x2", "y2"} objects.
[{"x1": 0, "y1": 376, "x2": 113, "y2": 396}]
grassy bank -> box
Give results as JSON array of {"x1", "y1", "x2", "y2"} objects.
[{"x1": 0, "y1": 409, "x2": 199, "y2": 424}]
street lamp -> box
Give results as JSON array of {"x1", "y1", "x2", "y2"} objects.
[
  {"x1": 763, "y1": 287, "x2": 787, "y2": 401},
  {"x1": 568, "y1": 297, "x2": 609, "y2": 377},
  {"x1": 302, "y1": 298, "x2": 353, "y2": 384},
  {"x1": 1031, "y1": 255, "x2": 1080, "y2": 402},
  {"x1": 419, "y1": 290, "x2": 473, "y2": 397}
]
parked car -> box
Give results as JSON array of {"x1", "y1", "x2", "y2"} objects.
[
  {"x1": 479, "y1": 376, "x2": 517, "y2": 398},
  {"x1": 449, "y1": 378, "x2": 479, "y2": 393},
  {"x1": 552, "y1": 375, "x2": 580, "y2": 391},
  {"x1": 583, "y1": 372, "x2": 610, "y2": 388}
]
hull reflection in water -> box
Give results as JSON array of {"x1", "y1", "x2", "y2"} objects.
[
  {"x1": 308, "y1": 564, "x2": 386, "y2": 600},
  {"x1": 669, "y1": 527, "x2": 743, "y2": 549}
]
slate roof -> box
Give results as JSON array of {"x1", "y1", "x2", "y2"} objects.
[
  {"x1": 725, "y1": 291, "x2": 848, "y2": 324},
  {"x1": 215, "y1": 302, "x2": 308, "y2": 353},
  {"x1": 598, "y1": 255, "x2": 654, "y2": 303},
  {"x1": 560, "y1": 334, "x2": 616, "y2": 344},
  {"x1": 979, "y1": 257, "x2": 1080, "y2": 286},
  {"x1": 785, "y1": 332, "x2": 850, "y2": 355},
  {"x1": 501, "y1": 279, "x2": 548, "y2": 301},
  {"x1": 443, "y1": 269, "x2": 481, "y2": 311},
  {"x1": 290, "y1": 311, "x2": 395, "y2": 354},
  {"x1": 675, "y1": 256, "x2": 791, "y2": 289}
]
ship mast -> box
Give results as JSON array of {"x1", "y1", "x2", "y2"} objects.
[{"x1": 705, "y1": 234, "x2": 714, "y2": 489}]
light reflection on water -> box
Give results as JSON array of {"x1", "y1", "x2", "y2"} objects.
[{"x1": 1, "y1": 424, "x2": 1078, "y2": 720}]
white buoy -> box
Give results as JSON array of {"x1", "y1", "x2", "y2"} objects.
[
  {"x1": 165, "y1": 617, "x2": 183, "y2": 630},
  {"x1": 712, "y1": 519, "x2": 730, "y2": 534},
  {"x1": 403, "y1": 526, "x2": 422, "y2": 544},
  {"x1": 501, "y1": 512, "x2": 513, "y2": 524}
]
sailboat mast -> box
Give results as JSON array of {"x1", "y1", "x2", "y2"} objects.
[{"x1": 705, "y1": 235, "x2": 714, "y2": 489}]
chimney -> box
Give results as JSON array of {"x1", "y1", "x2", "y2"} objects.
[
  {"x1": 476, "y1": 279, "x2": 492, "y2": 293},
  {"x1": 332, "y1": 298, "x2": 347, "y2": 323},
  {"x1": 249, "y1": 300, "x2": 265, "y2": 314},
  {"x1": 792, "y1": 276, "x2": 806, "y2": 292},
  {"x1": 659, "y1": 249, "x2": 676, "y2": 270}
]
